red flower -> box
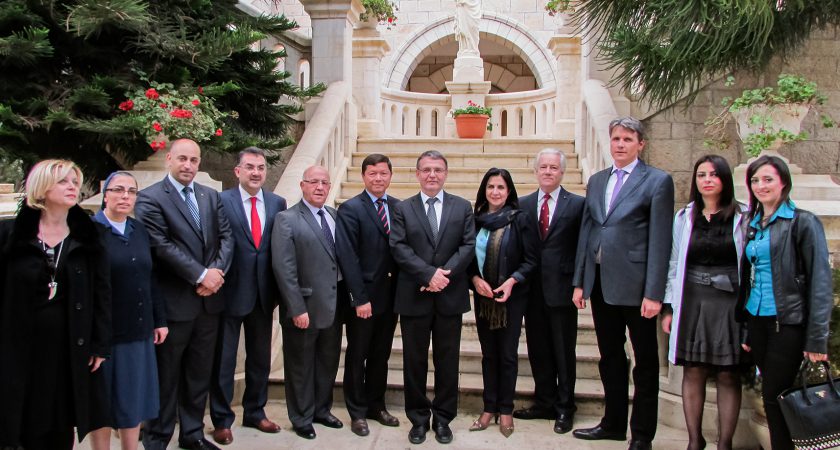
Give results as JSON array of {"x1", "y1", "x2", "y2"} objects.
[
  {"x1": 192, "y1": 99, "x2": 200, "y2": 106},
  {"x1": 215, "y1": 128, "x2": 223, "y2": 136},
  {"x1": 153, "y1": 122, "x2": 163, "y2": 132},
  {"x1": 467, "y1": 100, "x2": 476, "y2": 106},
  {"x1": 150, "y1": 141, "x2": 166, "y2": 151},
  {"x1": 388, "y1": 16, "x2": 394, "y2": 23},
  {"x1": 118, "y1": 99, "x2": 134, "y2": 111},
  {"x1": 159, "y1": 103, "x2": 167, "y2": 108},
  {"x1": 198, "y1": 86, "x2": 204, "y2": 94},
  {"x1": 170, "y1": 109, "x2": 193, "y2": 119},
  {"x1": 145, "y1": 88, "x2": 159, "y2": 100}
]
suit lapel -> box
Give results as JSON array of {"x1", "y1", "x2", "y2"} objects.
[
  {"x1": 229, "y1": 191, "x2": 255, "y2": 247},
  {"x1": 298, "y1": 202, "x2": 335, "y2": 260},
  {"x1": 360, "y1": 192, "x2": 388, "y2": 239},
  {"x1": 163, "y1": 177, "x2": 202, "y2": 239},
  {"x1": 410, "y1": 195, "x2": 436, "y2": 246},
  {"x1": 436, "y1": 192, "x2": 454, "y2": 241},
  {"x1": 591, "y1": 169, "x2": 610, "y2": 222},
  {"x1": 259, "y1": 190, "x2": 280, "y2": 250},
  {"x1": 546, "y1": 188, "x2": 570, "y2": 238},
  {"x1": 606, "y1": 162, "x2": 649, "y2": 220},
  {"x1": 196, "y1": 185, "x2": 212, "y2": 244}
]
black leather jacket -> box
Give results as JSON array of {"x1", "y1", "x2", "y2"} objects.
[{"x1": 736, "y1": 209, "x2": 833, "y2": 354}]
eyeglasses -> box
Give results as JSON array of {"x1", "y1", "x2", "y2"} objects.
[
  {"x1": 105, "y1": 186, "x2": 139, "y2": 196},
  {"x1": 418, "y1": 168, "x2": 447, "y2": 176},
  {"x1": 302, "y1": 179, "x2": 331, "y2": 187}
]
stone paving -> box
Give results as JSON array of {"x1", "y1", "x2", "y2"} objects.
[{"x1": 76, "y1": 400, "x2": 692, "y2": 449}]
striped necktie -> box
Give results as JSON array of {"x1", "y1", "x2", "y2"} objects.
[{"x1": 182, "y1": 186, "x2": 201, "y2": 230}]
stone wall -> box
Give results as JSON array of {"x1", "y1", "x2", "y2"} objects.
[
  {"x1": 408, "y1": 55, "x2": 537, "y2": 93},
  {"x1": 640, "y1": 26, "x2": 840, "y2": 205}
]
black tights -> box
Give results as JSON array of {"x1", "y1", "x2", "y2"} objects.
[{"x1": 682, "y1": 366, "x2": 741, "y2": 450}]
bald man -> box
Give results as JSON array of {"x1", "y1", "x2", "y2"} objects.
[{"x1": 272, "y1": 166, "x2": 346, "y2": 440}]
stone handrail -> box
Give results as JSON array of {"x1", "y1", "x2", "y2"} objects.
[
  {"x1": 485, "y1": 87, "x2": 556, "y2": 138},
  {"x1": 380, "y1": 87, "x2": 450, "y2": 138},
  {"x1": 274, "y1": 81, "x2": 353, "y2": 206},
  {"x1": 579, "y1": 79, "x2": 617, "y2": 180}
]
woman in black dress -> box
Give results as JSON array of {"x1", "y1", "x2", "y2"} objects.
[
  {"x1": 0, "y1": 159, "x2": 111, "y2": 450},
  {"x1": 662, "y1": 155, "x2": 746, "y2": 450},
  {"x1": 90, "y1": 171, "x2": 168, "y2": 450},
  {"x1": 468, "y1": 168, "x2": 538, "y2": 438}
]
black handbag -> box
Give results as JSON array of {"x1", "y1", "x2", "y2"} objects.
[{"x1": 777, "y1": 360, "x2": 840, "y2": 449}]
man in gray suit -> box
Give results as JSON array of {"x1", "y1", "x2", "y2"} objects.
[
  {"x1": 272, "y1": 165, "x2": 345, "y2": 440},
  {"x1": 571, "y1": 117, "x2": 674, "y2": 450},
  {"x1": 135, "y1": 138, "x2": 234, "y2": 450}
]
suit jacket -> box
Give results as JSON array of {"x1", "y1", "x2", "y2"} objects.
[
  {"x1": 519, "y1": 188, "x2": 585, "y2": 307},
  {"x1": 335, "y1": 191, "x2": 400, "y2": 315},
  {"x1": 271, "y1": 201, "x2": 340, "y2": 329},
  {"x1": 389, "y1": 191, "x2": 476, "y2": 317},
  {"x1": 135, "y1": 176, "x2": 234, "y2": 322},
  {"x1": 220, "y1": 188, "x2": 287, "y2": 317},
  {"x1": 573, "y1": 160, "x2": 674, "y2": 306}
]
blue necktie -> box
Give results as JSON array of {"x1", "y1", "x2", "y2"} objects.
[
  {"x1": 318, "y1": 209, "x2": 335, "y2": 253},
  {"x1": 183, "y1": 186, "x2": 201, "y2": 229}
]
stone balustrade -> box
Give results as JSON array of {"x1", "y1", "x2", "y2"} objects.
[
  {"x1": 578, "y1": 79, "x2": 617, "y2": 180},
  {"x1": 380, "y1": 87, "x2": 450, "y2": 138},
  {"x1": 485, "y1": 87, "x2": 556, "y2": 138}
]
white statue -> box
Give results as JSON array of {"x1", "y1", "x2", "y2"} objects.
[{"x1": 454, "y1": 0, "x2": 481, "y2": 57}]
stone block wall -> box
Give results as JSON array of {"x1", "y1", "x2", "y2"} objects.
[
  {"x1": 408, "y1": 55, "x2": 536, "y2": 93},
  {"x1": 640, "y1": 27, "x2": 840, "y2": 205}
]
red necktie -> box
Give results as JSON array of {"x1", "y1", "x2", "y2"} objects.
[
  {"x1": 250, "y1": 197, "x2": 261, "y2": 248},
  {"x1": 539, "y1": 193, "x2": 550, "y2": 240}
]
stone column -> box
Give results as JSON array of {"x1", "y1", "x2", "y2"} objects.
[
  {"x1": 548, "y1": 34, "x2": 581, "y2": 139},
  {"x1": 300, "y1": 0, "x2": 364, "y2": 86},
  {"x1": 444, "y1": 81, "x2": 492, "y2": 138},
  {"x1": 352, "y1": 24, "x2": 390, "y2": 138}
]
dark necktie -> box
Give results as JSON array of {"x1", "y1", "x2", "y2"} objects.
[
  {"x1": 182, "y1": 186, "x2": 201, "y2": 230},
  {"x1": 376, "y1": 198, "x2": 390, "y2": 234},
  {"x1": 609, "y1": 169, "x2": 626, "y2": 212},
  {"x1": 317, "y1": 209, "x2": 335, "y2": 253},
  {"x1": 426, "y1": 197, "x2": 439, "y2": 241},
  {"x1": 539, "y1": 193, "x2": 550, "y2": 240},
  {"x1": 250, "y1": 197, "x2": 261, "y2": 248}
]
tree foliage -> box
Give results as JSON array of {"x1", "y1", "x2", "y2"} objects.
[
  {"x1": 572, "y1": 0, "x2": 840, "y2": 109},
  {"x1": 0, "y1": 0, "x2": 323, "y2": 183}
]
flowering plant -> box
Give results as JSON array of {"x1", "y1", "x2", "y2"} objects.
[
  {"x1": 117, "y1": 81, "x2": 228, "y2": 151},
  {"x1": 451, "y1": 100, "x2": 492, "y2": 117},
  {"x1": 361, "y1": 0, "x2": 398, "y2": 28}
]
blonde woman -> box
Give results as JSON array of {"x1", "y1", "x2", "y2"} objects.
[{"x1": 0, "y1": 160, "x2": 111, "y2": 450}]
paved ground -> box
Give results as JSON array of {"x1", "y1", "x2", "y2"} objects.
[{"x1": 76, "y1": 400, "x2": 692, "y2": 449}]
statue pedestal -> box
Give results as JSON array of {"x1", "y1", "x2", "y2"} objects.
[
  {"x1": 445, "y1": 80, "x2": 491, "y2": 138},
  {"x1": 453, "y1": 55, "x2": 485, "y2": 83}
]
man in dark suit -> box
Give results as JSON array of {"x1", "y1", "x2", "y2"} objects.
[
  {"x1": 389, "y1": 150, "x2": 476, "y2": 445},
  {"x1": 514, "y1": 148, "x2": 584, "y2": 434},
  {"x1": 335, "y1": 154, "x2": 401, "y2": 437},
  {"x1": 571, "y1": 117, "x2": 674, "y2": 450},
  {"x1": 135, "y1": 138, "x2": 234, "y2": 450},
  {"x1": 272, "y1": 165, "x2": 345, "y2": 440},
  {"x1": 209, "y1": 147, "x2": 286, "y2": 445}
]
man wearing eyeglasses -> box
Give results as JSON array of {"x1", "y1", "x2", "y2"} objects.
[
  {"x1": 135, "y1": 139, "x2": 234, "y2": 450},
  {"x1": 271, "y1": 166, "x2": 345, "y2": 440},
  {"x1": 389, "y1": 150, "x2": 476, "y2": 445},
  {"x1": 209, "y1": 147, "x2": 287, "y2": 445}
]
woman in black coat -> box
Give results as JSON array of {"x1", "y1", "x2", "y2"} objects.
[
  {"x1": 468, "y1": 168, "x2": 538, "y2": 438},
  {"x1": 0, "y1": 159, "x2": 111, "y2": 450}
]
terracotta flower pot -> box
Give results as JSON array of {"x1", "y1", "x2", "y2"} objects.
[{"x1": 454, "y1": 114, "x2": 489, "y2": 139}]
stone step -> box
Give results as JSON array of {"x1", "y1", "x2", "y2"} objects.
[
  {"x1": 351, "y1": 151, "x2": 578, "y2": 169},
  {"x1": 345, "y1": 166, "x2": 584, "y2": 185},
  {"x1": 339, "y1": 181, "x2": 586, "y2": 199},
  {"x1": 356, "y1": 138, "x2": 575, "y2": 156},
  {"x1": 268, "y1": 368, "x2": 620, "y2": 417}
]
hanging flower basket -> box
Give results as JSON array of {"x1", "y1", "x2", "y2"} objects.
[{"x1": 454, "y1": 114, "x2": 490, "y2": 139}]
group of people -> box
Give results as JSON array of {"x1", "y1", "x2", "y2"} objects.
[{"x1": 0, "y1": 116, "x2": 832, "y2": 450}]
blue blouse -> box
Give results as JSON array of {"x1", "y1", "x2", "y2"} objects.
[
  {"x1": 744, "y1": 201, "x2": 796, "y2": 316},
  {"x1": 475, "y1": 228, "x2": 490, "y2": 278}
]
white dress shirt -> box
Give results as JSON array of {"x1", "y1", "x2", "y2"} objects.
[
  {"x1": 238, "y1": 185, "x2": 266, "y2": 234},
  {"x1": 419, "y1": 190, "x2": 445, "y2": 230},
  {"x1": 605, "y1": 158, "x2": 640, "y2": 212}
]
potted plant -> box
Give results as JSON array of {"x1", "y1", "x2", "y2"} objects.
[
  {"x1": 545, "y1": 0, "x2": 574, "y2": 16},
  {"x1": 452, "y1": 100, "x2": 492, "y2": 139},
  {"x1": 705, "y1": 74, "x2": 836, "y2": 157},
  {"x1": 360, "y1": 0, "x2": 398, "y2": 29}
]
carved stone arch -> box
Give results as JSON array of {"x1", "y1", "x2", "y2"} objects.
[{"x1": 385, "y1": 12, "x2": 557, "y2": 91}]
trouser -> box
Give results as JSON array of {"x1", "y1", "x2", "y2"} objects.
[
  {"x1": 343, "y1": 309, "x2": 398, "y2": 420},
  {"x1": 476, "y1": 295, "x2": 526, "y2": 414}
]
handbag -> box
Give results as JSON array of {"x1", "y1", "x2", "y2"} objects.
[{"x1": 777, "y1": 360, "x2": 840, "y2": 449}]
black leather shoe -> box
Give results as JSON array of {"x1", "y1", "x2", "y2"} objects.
[
  {"x1": 512, "y1": 406, "x2": 553, "y2": 420},
  {"x1": 367, "y1": 409, "x2": 400, "y2": 427},
  {"x1": 408, "y1": 424, "x2": 428, "y2": 444},
  {"x1": 554, "y1": 413, "x2": 574, "y2": 434},
  {"x1": 313, "y1": 413, "x2": 344, "y2": 429},
  {"x1": 572, "y1": 424, "x2": 626, "y2": 441},
  {"x1": 180, "y1": 438, "x2": 221, "y2": 450},
  {"x1": 351, "y1": 419, "x2": 370, "y2": 437},
  {"x1": 433, "y1": 424, "x2": 453, "y2": 444},
  {"x1": 628, "y1": 439, "x2": 652, "y2": 450},
  {"x1": 293, "y1": 425, "x2": 317, "y2": 440}
]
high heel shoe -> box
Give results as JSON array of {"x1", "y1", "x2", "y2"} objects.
[
  {"x1": 499, "y1": 414, "x2": 514, "y2": 438},
  {"x1": 469, "y1": 412, "x2": 497, "y2": 431}
]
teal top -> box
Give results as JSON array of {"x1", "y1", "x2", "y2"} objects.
[
  {"x1": 475, "y1": 228, "x2": 490, "y2": 278},
  {"x1": 744, "y1": 200, "x2": 796, "y2": 316}
]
